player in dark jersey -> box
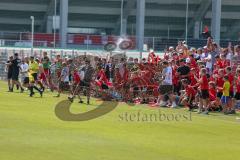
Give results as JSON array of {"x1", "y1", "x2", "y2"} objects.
[
  {"x1": 6, "y1": 56, "x2": 14, "y2": 91},
  {"x1": 80, "y1": 59, "x2": 95, "y2": 104},
  {"x1": 10, "y1": 53, "x2": 24, "y2": 92}
]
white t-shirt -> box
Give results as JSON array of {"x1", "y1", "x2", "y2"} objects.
[
  {"x1": 162, "y1": 66, "x2": 172, "y2": 85},
  {"x1": 79, "y1": 65, "x2": 85, "y2": 81},
  {"x1": 226, "y1": 52, "x2": 233, "y2": 66},
  {"x1": 61, "y1": 67, "x2": 69, "y2": 82},
  {"x1": 201, "y1": 53, "x2": 207, "y2": 60},
  {"x1": 226, "y1": 52, "x2": 232, "y2": 61},
  {"x1": 20, "y1": 63, "x2": 29, "y2": 77},
  {"x1": 206, "y1": 54, "x2": 212, "y2": 69}
]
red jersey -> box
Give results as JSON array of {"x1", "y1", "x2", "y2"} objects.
[
  {"x1": 142, "y1": 71, "x2": 151, "y2": 86},
  {"x1": 190, "y1": 58, "x2": 197, "y2": 69},
  {"x1": 98, "y1": 69, "x2": 108, "y2": 84},
  {"x1": 144, "y1": 65, "x2": 155, "y2": 77},
  {"x1": 213, "y1": 69, "x2": 219, "y2": 75},
  {"x1": 186, "y1": 85, "x2": 196, "y2": 97},
  {"x1": 209, "y1": 88, "x2": 217, "y2": 101},
  {"x1": 173, "y1": 56, "x2": 179, "y2": 61},
  {"x1": 73, "y1": 71, "x2": 80, "y2": 84},
  {"x1": 148, "y1": 52, "x2": 157, "y2": 64},
  {"x1": 228, "y1": 73, "x2": 234, "y2": 92},
  {"x1": 189, "y1": 73, "x2": 197, "y2": 86},
  {"x1": 172, "y1": 66, "x2": 179, "y2": 85},
  {"x1": 156, "y1": 56, "x2": 161, "y2": 63},
  {"x1": 236, "y1": 76, "x2": 240, "y2": 93},
  {"x1": 221, "y1": 60, "x2": 228, "y2": 68},
  {"x1": 200, "y1": 75, "x2": 208, "y2": 90},
  {"x1": 216, "y1": 77, "x2": 224, "y2": 92},
  {"x1": 132, "y1": 76, "x2": 146, "y2": 87},
  {"x1": 216, "y1": 60, "x2": 223, "y2": 68}
]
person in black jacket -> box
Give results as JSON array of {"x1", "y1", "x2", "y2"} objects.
[
  {"x1": 10, "y1": 53, "x2": 24, "y2": 92},
  {"x1": 81, "y1": 59, "x2": 95, "y2": 104},
  {"x1": 6, "y1": 56, "x2": 13, "y2": 91}
]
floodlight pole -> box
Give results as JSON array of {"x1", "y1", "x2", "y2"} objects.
[
  {"x1": 185, "y1": 0, "x2": 189, "y2": 44},
  {"x1": 53, "y1": 0, "x2": 57, "y2": 49},
  {"x1": 120, "y1": 0, "x2": 124, "y2": 36},
  {"x1": 30, "y1": 16, "x2": 35, "y2": 56}
]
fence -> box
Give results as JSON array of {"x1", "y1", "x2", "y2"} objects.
[
  {"x1": 0, "y1": 31, "x2": 239, "y2": 80},
  {"x1": 0, "y1": 32, "x2": 239, "y2": 52}
]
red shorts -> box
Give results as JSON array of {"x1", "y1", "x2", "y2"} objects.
[
  {"x1": 39, "y1": 73, "x2": 46, "y2": 81},
  {"x1": 56, "y1": 69, "x2": 61, "y2": 78}
]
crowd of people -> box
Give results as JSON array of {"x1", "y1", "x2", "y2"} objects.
[{"x1": 5, "y1": 37, "x2": 240, "y2": 114}]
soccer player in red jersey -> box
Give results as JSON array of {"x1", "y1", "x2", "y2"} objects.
[
  {"x1": 35, "y1": 58, "x2": 45, "y2": 91},
  {"x1": 215, "y1": 69, "x2": 225, "y2": 101},
  {"x1": 68, "y1": 68, "x2": 81, "y2": 102},
  {"x1": 188, "y1": 54, "x2": 198, "y2": 69},
  {"x1": 208, "y1": 81, "x2": 221, "y2": 111},
  {"x1": 148, "y1": 50, "x2": 157, "y2": 64},
  {"x1": 196, "y1": 68, "x2": 209, "y2": 114},
  {"x1": 189, "y1": 68, "x2": 198, "y2": 87},
  {"x1": 172, "y1": 52, "x2": 179, "y2": 61},
  {"x1": 220, "y1": 54, "x2": 229, "y2": 69},
  {"x1": 209, "y1": 82, "x2": 217, "y2": 102},
  {"x1": 213, "y1": 64, "x2": 220, "y2": 75},
  {"x1": 215, "y1": 55, "x2": 223, "y2": 69},
  {"x1": 233, "y1": 68, "x2": 240, "y2": 110},
  {"x1": 180, "y1": 79, "x2": 196, "y2": 110},
  {"x1": 96, "y1": 66, "x2": 110, "y2": 89}
]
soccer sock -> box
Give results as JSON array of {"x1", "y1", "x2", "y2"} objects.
[
  {"x1": 38, "y1": 82, "x2": 44, "y2": 89},
  {"x1": 33, "y1": 86, "x2": 41, "y2": 93},
  {"x1": 87, "y1": 97, "x2": 90, "y2": 103},
  {"x1": 29, "y1": 86, "x2": 34, "y2": 94},
  {"x1": 78, "y1": 95, "x2": 82, "y2": 102}
]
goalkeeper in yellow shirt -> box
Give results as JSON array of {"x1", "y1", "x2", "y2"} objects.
[{"x1": 28, "y1": 56, "x2": 43, "y2": 97}]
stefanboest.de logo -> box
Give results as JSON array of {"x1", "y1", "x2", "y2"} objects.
[{"x1": 54, "y1": 55, "x2": 161, "y2": 121}]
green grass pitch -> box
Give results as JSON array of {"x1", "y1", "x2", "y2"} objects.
[{"x1": 0, "y1": 81, "x2": 240, "y2": 160}]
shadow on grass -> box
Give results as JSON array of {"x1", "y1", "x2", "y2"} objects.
[{"x1": 55, "y1": 100, "x2": 118, "y2": 121}]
